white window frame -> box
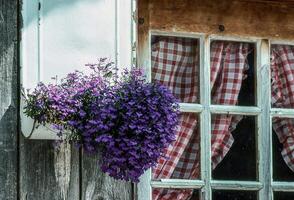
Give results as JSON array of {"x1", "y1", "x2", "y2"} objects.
[{"x1": 137, "y1": 30, "x2": 294, "y2": 200}]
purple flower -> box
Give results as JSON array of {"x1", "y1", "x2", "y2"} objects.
[{"x1": 23, "y1": 60, "x2": 179, "y2": 183}]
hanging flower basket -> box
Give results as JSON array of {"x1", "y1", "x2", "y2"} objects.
[{"x1": 22, "y1": 58, "x2": 179, "y2": 182}]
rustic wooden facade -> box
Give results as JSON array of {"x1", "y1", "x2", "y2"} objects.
[
  {"x1": 1, "y1": 1, "x2": 132, "y2": 199},
  {"x1": 1, "y1": 0, "x2": 294, "y2": 199}
]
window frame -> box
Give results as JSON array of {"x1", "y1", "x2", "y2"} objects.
[{"x1": 137, "y1": 30, "x2": 294, "y2": 200}]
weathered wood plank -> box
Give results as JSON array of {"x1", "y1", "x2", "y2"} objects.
[
  {"x1": 0, "y1": 0, "x2": 18, "y2": 199},
  {"x1": 19, "y1": 140, "x2": 80, "y2": 200},
  {"x1": 19, "y1": 0, "x2": 81, "y2": 198},
  {"x1": 81, "y1": 152, "x2": 132, "y2": 200},
  {"x1": 143, "y1": 0, "x2": 294, "y2": 40}
]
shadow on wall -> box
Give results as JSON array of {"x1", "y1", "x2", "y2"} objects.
[
  {"x1": 23, "y1": 0, "x2": 99, "y2": 28},
  {"x1": 22, "y1": 0, "x2": 118, "y2": 86}
]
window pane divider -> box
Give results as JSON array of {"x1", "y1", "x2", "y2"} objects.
[
  {"x1": 151, "y1": 179, "x2": 205, "y2": 189},
  {"x1": 210, "y1": 105, "x2": 261, "y2": 115},
  {"x1": 272, "y1": 182, "x2": 294, "y2": 192},
  {"x1": 257, "y1": 39, "x2": 273, "y2": 200},
  {"x1": 209, "y1": 35, "x2": 260, "y2": 43},
  {"x1": 271, "y1": 108, "x2": 294, "y2": 118},
  {"x1": 200, "y1": 36, "x2": 212, "y2": 199},
  {"x1": 179, "y1": 103, "x2": 203, "y2": 113},
  {"x1": 211, "y1": 180, "x2": 263, "y2": 191}
]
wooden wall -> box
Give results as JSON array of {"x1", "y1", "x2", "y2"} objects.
[{"x1": 0, "y1": 0, "x2": 132, "y2": 199}]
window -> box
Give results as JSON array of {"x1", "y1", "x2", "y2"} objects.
[{"x1": 137, "y1": 31, "x2": 294, "y2": 200}]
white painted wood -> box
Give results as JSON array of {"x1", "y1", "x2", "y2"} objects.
[
  {"x1": 211, "y1": 180, "x2": 263, "y2": 191},
  {"x1": 137, "y1": 19, "x2": 152, "y2": 200},
  {"x1": 131, "y1": 0, "x2": 137, "y2": 66},
  {"x1": 272, "y1": 182, "x2": 294, "y2": 192},
  {"x1": 209, "y1": 34, "x2": 259, "y2": 43},
  {"x1": 150, "y1": 30, "x2": 205, "y2": 39},
  {"x1": 117, "y1": 0, "x2": 133, "y2": 69},
  {"x1": 201, "y1": 36, "x2": 212, "y2": 200},
  {"x1": 21, "y1": 0, "x2": 135, "y2": 139},
  {"x1": 210, "y1": 105, "x2": 261, "y2": 115},
  {"x1": 138, "y1": 169, "x2": 152, "y2": 200},
  {"x1": 21, "y1": 0, "x2": 39, "y2": 89},
  {"x1": 270, "y1": 40, "x2": 294, "y2": 46},
  {"x1": 40, "y1": 0, "x2": 116, "y2": 83},
  {"x1": 271, "y1": 108, "x2": 294, "y2": 118},
  {"x1": 179, "y1": 103, "x2": 203, "y2": 113},
  {"x1": 258, "y1": 39, "x2": 272, "y2": 200},
  {"x1": 151, "y1": 179, "x2": 204, "y2": 189}
]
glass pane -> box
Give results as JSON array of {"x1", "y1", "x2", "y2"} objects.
[
  {"x1": 271, "y1": 45, "x2": 294, "y2": 109},
  {"x1": 213, "y1": 190, "x2": 257, "y2": 200},
  {"x1": 152, "y1": 113, "x2": 200, "y2": 180},
  {"x1": 151, "y1": 35, "x2": 200, "y2": 103},
  {"x1": 210, "y1": 41, "x2": 256, "y2": 106},
  {"x1": 274, "y1": 192, "x2": 294, "y2": 200},
  {"x1": 272, "y1": 117, "x2": 294, "y2": 181},
  {"x1": 152, "y1": 188, "x2": 199, "y2": 200},
  {"x1": 212, "y1": 115, "x2": 257, "y2": 181}
]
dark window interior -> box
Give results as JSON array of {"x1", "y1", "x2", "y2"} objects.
[
  {"x1": 274, "y1": 192, "x2": 294, "y2": 200},
  {"x1": 212, "y1": 116, "x2": 256, "y2": 181},
  {"x1": 213, "y1": 190, "x2": 257, "y2": 200},
  {"x1": 238, "y1": 49, "x2": 255, "y2": 106},
  {"x1": 212, "y1": 51, "x2": 257, "y2": 181},
  {"x1": 273, "y1": 131, "x2": 294, "y2": 181}
]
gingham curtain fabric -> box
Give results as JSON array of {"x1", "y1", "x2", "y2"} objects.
[
  {"x1": 210, "y1": 42, "x2": 250, "y2": 169},
  {"x1": 151, "y1": 37, "x2": 250, "y2": 200},
  {"x1": 271, "y1": 45, "x2": 294, "y2": 172},
  {"x1": 151, "y1": 37, "x2": 294, "y2": 200}
]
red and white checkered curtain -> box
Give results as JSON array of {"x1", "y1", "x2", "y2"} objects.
[
  {"x1": 271, "y1": 45, "x2": 294, "y2": 172},
  {"x1": 151, "y1": 37, "x2": 250, "y2": 200}
]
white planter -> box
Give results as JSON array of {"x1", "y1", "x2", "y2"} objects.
[{"x1": 20, "y1": 97, "x2": 60, "y2": 139}]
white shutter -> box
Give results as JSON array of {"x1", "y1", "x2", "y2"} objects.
[{"x1": 21, "y1": 0, "x2": 136, "y2": 139}]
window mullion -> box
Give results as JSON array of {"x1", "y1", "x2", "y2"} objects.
[
  {"x1": 257, "y1": 39, "x2": 272, "y2": 200},
  {"x1": 272, "y1": 182, "x2": 294, "y2": 192},
  {"x1": 151, "y1": 179, "x2": 205, "y2": 189},
  {"x1": 210, "y1": 105, "x2": 261, "y2": 115},
  {"x1": 211, "y1": 180, "x2": 263, "y2": 191},
  {"x1": 200, "y1": 36, "x2": 212, "y2": 200},
  {"x1": 271, "y1": 108, "x2": 294, "y2": 118},
  {"x1": 179, "y1": 103, "x2": 204, "y2": 113},
  {"x1": 137, "y1": 31, "x2": 152, "y2": 200}
]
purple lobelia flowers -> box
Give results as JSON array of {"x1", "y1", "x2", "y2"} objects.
[{"x1": 23, "y1": 58, "x2": 179, "y2": 182}]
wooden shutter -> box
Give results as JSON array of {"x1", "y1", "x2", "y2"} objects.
[{"x1": 21, "y1": 0, "x2": 137, "y2": 139}]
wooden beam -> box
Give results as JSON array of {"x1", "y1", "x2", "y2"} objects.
[{"x1": 0, "y1": 0, "x2": 18, "y2": 199}]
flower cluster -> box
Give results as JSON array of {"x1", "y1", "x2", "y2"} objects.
[{"x1": 23, "y1": 59, "x2": 179, "y2": 182}]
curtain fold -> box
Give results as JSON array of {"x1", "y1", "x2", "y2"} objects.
[
  {"x1": 271, "y1": 45, "x2": 294, "y2": 172},
  {"x1": 210, "y1": 42, "x2": 250, "y2": 168},
  {"x1": 151, "y1": 37, "x2": 250, "y2": 200},
  {"x1": 151, "y1": 37, "x2": 200, "y2": 200}
]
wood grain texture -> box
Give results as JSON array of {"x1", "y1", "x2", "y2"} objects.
[
  {"x1": 139, "y1": 0, "x2": 294, "y2": 40},
  {"x1": 137, "y1": 0, "x2": 149, "y2": 68},
  {"x1": 0, "y1": 0, "x2": 18, "y2": 199},
  {"x1": 19, "y1": 140, "x2": 80, "y2": 200},
  {"x1": 81, "y1": 152, "x2": 132, "y2": 200}
]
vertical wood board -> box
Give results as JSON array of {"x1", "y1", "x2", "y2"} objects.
[
  {"x1": 19, "y1": 140, "x2": 80, "y2": 200},
  {"x1": 0, "y1": 0, "x2": 18, "y2": 199}
]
